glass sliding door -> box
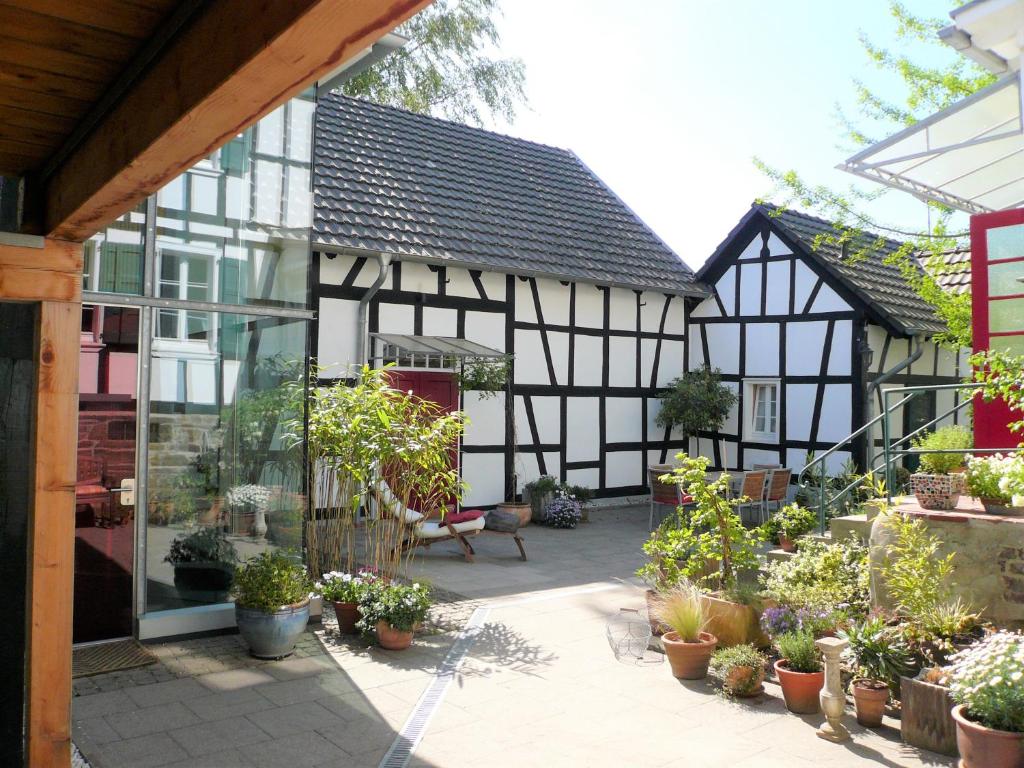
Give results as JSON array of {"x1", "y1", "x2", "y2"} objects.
[{"x1": 145, "y1": 312, "x2": 306, "y2": 613}]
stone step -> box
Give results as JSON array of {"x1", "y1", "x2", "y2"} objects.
[
  {"x1": 766, "y1": 548, "x2": 796, "y2": 564},
  {"x1": 830, "y1": 514, "x2": 873, "y2": 543}
]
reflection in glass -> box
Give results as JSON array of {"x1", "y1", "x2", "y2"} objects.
[
  {"x1": 83, "y1": 203, "x2": 145, "y2": 296},
  {"x1": 987, "y1": 223, "x2": 1024, "y2": 261},
  {"x1": 989, "y1": 298, "x2": 1024, "y2": 333},
  {"x1": 145, "y1": 313, "x2": 307, "y2": 612},
  {"x1": 987, "y1": 260, "x2": 1024, "y2": 297}
]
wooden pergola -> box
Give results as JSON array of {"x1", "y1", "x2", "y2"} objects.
[{"x1": 0, "y1": 2, "x2": 431, "y2": 766}]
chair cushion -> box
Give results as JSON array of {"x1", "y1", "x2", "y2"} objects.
[
  {"x1": 447, "y1": 509, "x2": 484, "y2": 524},
  {"x1": 680, "y1": 493, "x2": 694, "y2": 505},
  {"x1": 378, "y1": 482, "x2": 424, "y2": 523},
  {"x1": 416, "y1": 516, "x2": 486, "y2": 539}
]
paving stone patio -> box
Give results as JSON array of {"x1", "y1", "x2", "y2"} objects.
[{"x1": 73, "y1": 505, "x2": 956, "y2": 768}]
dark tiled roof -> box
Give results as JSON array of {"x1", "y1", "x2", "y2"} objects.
[
  {"x1": 760, "y1": 204, "x2": 948, "y2": 335},
  {"x1": 922, "y1": 248, "x2": 971, "y2": 295},
  {"x1": 313, "y1": 93, "x2": 702, "y2": 295}
]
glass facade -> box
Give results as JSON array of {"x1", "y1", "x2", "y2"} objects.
[{"x1": 81, "y1": 90, "x2": 315, "y2": 631}]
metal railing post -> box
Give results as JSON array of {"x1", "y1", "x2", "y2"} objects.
[{"x1": 881, "y1": 389, "x2": 893, "y2": 505}]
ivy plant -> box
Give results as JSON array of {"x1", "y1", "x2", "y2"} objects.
[{"x1": 655, "y1": 367, "x2": 737, "y2": 439}]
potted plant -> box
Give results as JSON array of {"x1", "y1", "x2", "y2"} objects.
[
  {"x1": 225, "y1": 483, "x2": 273, "y2": 537},
  {"x1": 164, "y1": 527, "x2": 238, "y2": 603},
  {"x1": 565, "y1": 484, "x2": 593, "y2": 523},
  {"x1": 357, "y1": 581, "x2": 431, "y2": 651},
  {"x1": 655, "y1": 455, "x2": 767, "y2": 647},
  {"x1": 966, "y1": 453, "x2": 1024, "y2": 515},
  {"x1": 545, "y1": 490, "x2": 583, "y2": 529},
  {"x1": 762, "y1": 503, "x2": 816, "y2": 552},
  {"x1": 840, "y1": 617, "x2": 913, "y2": 727},
  {"x1": 524, "y1": 475, "x2": 559, "y2": 523},
  {"x1": 909, "y1": 426, "x2": 972, "y2": 510},
  {"x1": 948, "y1": 631, "x2": 1024, "y2": 768},
  {"x1": 901, "y1": 666, "x2": 958, "y2": 757},
  {"x1": 233, "y1": 551, "x2": 312, "y2": 659},
  {"x1": 318, "y1": 570, "x2": 376, "y2": 634},
  {"x1": 650, "y1": 582, "x2": 717, "y2": 679},
  {"x1": 710, "y1": 644, "x2": 767, "y2": 697},
  {"x1": 771, "y1": 629, "x2": 824, "y2": 713}
]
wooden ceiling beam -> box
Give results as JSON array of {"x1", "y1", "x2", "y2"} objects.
[{"x1": 38, "y1": 0, "x2": 433, "y2": 241}]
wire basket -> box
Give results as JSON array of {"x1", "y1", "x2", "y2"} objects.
[{"x1": 605, "y1": 608, "x2": 654, "y2": 662}]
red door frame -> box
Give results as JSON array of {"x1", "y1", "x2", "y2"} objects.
[{"x1": 970, "y1": 209, "x2": 1024, "y2": 450}]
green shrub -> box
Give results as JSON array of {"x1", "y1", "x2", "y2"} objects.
[
  {"x1": 710, "y1": 644, "x2": 767, "y2": 696},
  {"x1": 165, "y1": 527, "x2": 237, "y2": 566},
  {"x1": 839, "y1": 617, "x2": 913, "y2": 695},
  {"x1": 656, "y1": 368, "x2": 736, "y2": 437},
  {"x1": 775, "y1": 630, "x2": 821, "y2": 673},
  {"x1": 913, "y1": 425, "x2": 972, "y2": 475},
  {"x1": 879, "y1": 513, "x2": 955, "y2": 619},
  {"x1": 761, "y1": 538, "x2": 869, "y2": 618},
  {"x1": 357, "y1": 581, "x2": 431, "y2": 633},
  {"x1": 762, "y1": 503, "x2": 817, "y2": 542},
  {"x1": 233, "y1": 551, "x2": 312, "y2": 613}
]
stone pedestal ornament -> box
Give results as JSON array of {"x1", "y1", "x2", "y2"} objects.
[{"x1": 816, "y1": 636, "x2": 851, "y2": 743}]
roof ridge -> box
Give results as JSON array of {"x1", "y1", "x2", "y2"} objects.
[
  {"x1": 756, "y1": 200, "x2": 907, "y2": 251},
  {"x1": 322, "y1": 91, "x2": 576, "y2": 157}
]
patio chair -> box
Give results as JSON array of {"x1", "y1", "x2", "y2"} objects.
[
  {"x1": 375, "y1": 482, "x2": 526, "y2": 563},
  {"x1": 734, "y1": 470, "x2": 767, "y2": 525},
  {"x1": 763, "y1": 468, "x2": 792, "y2": 516},
  {"x1": 648, "y1": 465, "x2": 693, "y2": 530}
]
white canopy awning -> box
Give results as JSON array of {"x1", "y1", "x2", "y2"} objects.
[{"x1": 840, "y1": 73, "x2": 1024, "y2": 214}]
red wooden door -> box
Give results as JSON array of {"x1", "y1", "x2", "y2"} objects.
[
  {"x1": 385, "y1": 370, "x2": 460, "y2": 511},
  {"x1": 970, "y1": 210, "x2": 1024, "y2": 450}
]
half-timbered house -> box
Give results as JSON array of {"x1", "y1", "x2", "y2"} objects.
[
  {"x1": 690, "y1": 203, "x2": 968, "y2": 474},
  {"x1": 312, "y1": 94, "x2": 705, "y2": 505}
]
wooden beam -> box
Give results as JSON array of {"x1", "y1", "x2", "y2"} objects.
[
  {"x1": 0, "y1": 238, "x2": 82, "y2": 768},
  {"x1": 41, "y1": 0, "x2": 433, "y2": 241}
]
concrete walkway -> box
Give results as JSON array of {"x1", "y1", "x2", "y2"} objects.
[{"x1": 73, "y1": 505, "x2": 955, "y2": 768}]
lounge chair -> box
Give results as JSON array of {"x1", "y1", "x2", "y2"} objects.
[{"x1": 376, "y1": 482, "x2": 526, "y2": 563}]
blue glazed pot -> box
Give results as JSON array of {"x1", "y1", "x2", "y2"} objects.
[{"x1": 235, "y1": 600, "x2": 310, "y2": 659}]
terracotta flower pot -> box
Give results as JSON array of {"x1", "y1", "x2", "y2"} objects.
[
  {"x1": 724, "y1": 664, "x2": 765, "y2": 697},
  {"x1": 980, "y1": 497, "x2": 1024, "y2": 517},
  {"x1": 778, "y1": 534, "x2": 796, "y2": 553},
  {"x1": 376, "y1": 620, "x2": 414, "y2": 651},
  {"x1": 951, "y1": 704, "x2": 1024, "y2": 768},
  {"x1": 331, "y1": 601, "x2": 361, "y2": 635},
  {"x1": 497, "y1": 502, "x2": 532, "y2": 527},
  {"x1": 851, "y1": 678, "x2": 889, "y2": 727},
  {"x1": 910, "y1": 473, "x2": 965, "y2": 511},
  {"x1": 774, "y1": 659, "x2": 824, "y2": 714},
  {"x1": 662, "y1": 631, "x2": 717, "y2": 679}
]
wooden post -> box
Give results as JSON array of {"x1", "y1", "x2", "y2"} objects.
[{"x1": 0, "y1": 236, "x2": 82, "y2": 768}]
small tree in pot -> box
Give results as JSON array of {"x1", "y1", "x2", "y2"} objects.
[
  {"x1": 233, "y1": 552, "x2": 312, "y2": 659},
  {"x1": 650, "y1": 582, "x2": 717, "y2": 679},
  {"x1": 909, "y1": 426, "x2": 972, "y2": 510},
  {"x1": 655, "y1": 367, "x2": 736, "y2": 443}
]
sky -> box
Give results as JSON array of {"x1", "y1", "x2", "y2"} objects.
[{"x1": 482, "y1": 0, "x2": 967, "y2": 271}]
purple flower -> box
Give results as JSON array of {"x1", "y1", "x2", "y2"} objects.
[{"x1": 760, "y1": 606, "x2": 799, "y2": 637}]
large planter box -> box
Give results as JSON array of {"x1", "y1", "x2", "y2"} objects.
[
  {"x1": 700, "y1": 594, "x2": 770, "y2": 648},
  {"x1": 900, "y1": 674, "x2": 958, "y2": 757}
]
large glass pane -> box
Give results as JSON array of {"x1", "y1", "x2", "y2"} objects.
[
  {"x1": 989, "y1": 298, "x2": 1024, "y2": 333},
  {"x1": 153, "y1": 90, "x2": 314, "y2": 310},
  {"x1": 145, "y1": 312, "x2": 308, "y2": 613},
  {"x1": 988, "y1": 259, "x2": 1024, "y2": 297},
  {"x1": 987, "y1": 223, "x2": 1024, "y2": 261}
]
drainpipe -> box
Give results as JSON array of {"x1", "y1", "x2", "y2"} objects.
[
  {"x1": 867, "y1": 334, "x2": 925, "y2": 398},
  {"x1": 356, "y1": 253, "x2": 393, "y2": 366}
]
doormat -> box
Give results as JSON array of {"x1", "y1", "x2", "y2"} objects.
[{"x1": 72, "y1": 639, "x2": 158, "y2": 678}]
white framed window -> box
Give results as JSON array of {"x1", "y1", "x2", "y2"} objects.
[
  {"x1": 745, "y1": 379, "x2": 779, "y2": 442},
  {"x1": 156, "y1": 247, "x2": 215, "y2": 343}
]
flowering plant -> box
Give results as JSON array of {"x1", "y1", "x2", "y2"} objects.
[
  {"x1": 357, "y1": 581, "x2": 431, "y2": 633},
  {"x1": 316, "y1": 570, "x2": 376, "y2": 604},
  {"x1": 546, "y1": 492, "x2": 582, "y2": 529},
  {"x1": 225, "y1": 484, "x2": 272, "y2": 511},
  {"x1": 966, "y1": 454, "x2": 1017, "y2": 503},
  {"x1": 949, "y1": 631, "x2": 1024, "y2": 732},
  {"x1": 760, "y1": 604, "x2": 841, "y2": 638},
  {"x1": 998, "y1": 454, "x2": 1024, "y2": 507}
]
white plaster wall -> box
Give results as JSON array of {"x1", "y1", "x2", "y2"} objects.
[
  {"x1": 705, "y1": 324, "x2": 740, "y2": 374},
  {"x1": 737, "y1": 234, "x2": 762, "y2": 260},
  {"x1": 766, "y1": 232, "x2": 793, "y2": 257},
  {"x1": 513, "y1": 329, "x2": 549, "y2": 385},
  {"x1": 691, "y1": 297, "x2": 721, "y2": 318},
  {"x1": 745, "y1": 323, "x2": 780, "y2": 376},
  {"x1": 739, "y1": 262, "x2": 762, "y2": 315},
  {"x1": 607, "y1": 288, "x2": 636, "y2": 331},
  {"x1": 827, "y1": 320, "x2": 853, "y2": 376},
  {"x1": 376, "y1": 302, "x2": 414, "y2": 334},
  {"x1": 462, "y1": 453, "x2": 505, "y2": 507},
  {"x1": 818, "y1": 384, "x2": 853, "y2": 442},
  {"x1": 764, "y1": 260, "x2": 790, "y2": 315},
  {"x1": 717, "y1": 267, "x2": 737, "y2": 316},
  {"x1": 791, "y1": 261, "x2": 819, "y2": 312},
  {"x1": 786, "y1": 383, "x2": 818, "y2": 441},
  {"x1": 464, "y1": 311, "x2": 506, "y2": 352},
  {"x1": 608, "y1": 337, "x2": 637, "y2": 387},
  {"x1": 462, "y1": 392, "x2": 505, "y2": 446},
  {"x1": 514, "y1": 395, "x2": 560, "y2": 444},
  {"x1": 317, "y1": 297, "x2": 359, "y2": 377},
  {"x1": 787, "y1": 322, "x2": 829, "y2": 376},
  {"x1": 565, "y1": 397, "x2": 600, "y2": 462},
  {"x1": 573, "y1": 334, "x2": 604, "y2": 386},
  {"x1": 422, "y1": 306, "x2": 458, "y2": 337},
  {"x1": 606, "y1": 451, "x2": 643, "y2": 488},
  {"x1": 663, "y1": 297, "x2": 687, "y2": 335},
  {"x1": 657, "y1": 340, "x2": 685, "y2": 386},
  {"x1": 810, "y1": 282, "x2": 849, "y2": 313},
  {"x1": 573, "y1": 285, "x2": 605, "y2": 329},
  {"x1": 536, "y1": 279, "x2": 571, "y2": 326},
  {"x1": 606, "y1": 397, "x2": 643, "y2": 443}
]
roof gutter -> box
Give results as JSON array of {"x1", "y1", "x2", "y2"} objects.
[
  {"x1": 938, "y1": 24, "x2": 1009, "y2": 74},
  {"x1": 356, "y1": 253, "x2": 393, "y2": 365}
]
